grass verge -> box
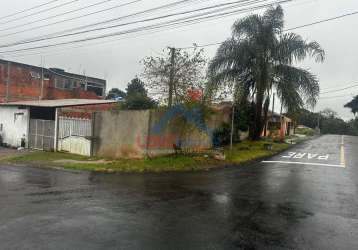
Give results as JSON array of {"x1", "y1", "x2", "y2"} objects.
[{"x1": 0, "y1": 140, "x2": 291, "y2": 173}]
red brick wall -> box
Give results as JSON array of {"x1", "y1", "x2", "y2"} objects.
[
  {"x1": 0, "y1": 62, "x2": 103, "y2": 103},
  {"x1": 59, "y1": 103, "x2": 117, "y2": 119}
]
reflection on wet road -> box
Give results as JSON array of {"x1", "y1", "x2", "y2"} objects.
[{"x1": 0, "y1": 135, "x2": 357, "y2": 249}]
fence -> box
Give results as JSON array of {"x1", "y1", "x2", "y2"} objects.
[
  {"x1": 92, "y1": 107, "x2": 229, "y2": 159},
  {"x1": 58, "y1": 116, "x2": 92, "y2": 156}
]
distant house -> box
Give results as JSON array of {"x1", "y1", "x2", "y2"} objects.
[
  {"x1": 213, "y1": 101, "x2": 294, "y2": 139},
  {"x1": 0, "y1": 59, "x2": 106, "y2": 103},
  {"x1": 263, "y1": 111, "x2": 294, "y2": 138}
]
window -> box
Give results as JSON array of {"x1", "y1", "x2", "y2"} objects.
[
  {"x1": 64, "y1": 79, "x2": 72, "y2": 89},
  {"x1": 55, "y1": 78, "x2": 75, "y2": 90},
  {"x1": 55, "y1": 78, "x2": 64, "y2": 89},
  {"x1": 30, "y1": 71, "x2": 41, "y2": 79}
]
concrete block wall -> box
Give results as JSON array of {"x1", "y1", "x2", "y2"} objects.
[
  {"x1": 92, "y1": 109, "x2": 226, "y2": 159},
  {"x1": 92, "y1": 110, "x2": 150, "y2": 159}
]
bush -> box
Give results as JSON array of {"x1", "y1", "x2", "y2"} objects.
[
  {"x1": 295, "y1": 127, "x2": 315, "y2": 136},
  {"x1": 212, "y1": 123, "x2": 231, "y2": 147}
]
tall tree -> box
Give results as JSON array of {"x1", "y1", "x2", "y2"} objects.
[
  {"x1": 106, "y1": 88, "x2": 126, "y2": 100},
  {"x1": 344, "y1": 95, "x2": 358, "y2": 117},
  {"x1": 208, "y1": 5, "x2": 325, "y2": 140},
  {"x1": 123, "y1": 77, "x2": 157, "y2": 110},
  {"x1": 142, "y1": 46, "x2": 207, "y2": 106}
]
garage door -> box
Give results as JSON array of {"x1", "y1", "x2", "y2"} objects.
[{"x1": 29, "y1": 119, "x2": 55, "y2": 151}]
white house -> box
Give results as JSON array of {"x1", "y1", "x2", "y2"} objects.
[
  {"x1": 0, "y1": 106, "x2": 29, "y2": 147},
  {"x1": 0, "y1": 99, "x2": 116, "y2": 150}
]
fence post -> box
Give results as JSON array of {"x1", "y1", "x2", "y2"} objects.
[
  {"x1": 146, "y1": 110, "x2": 152, "y2": 158},
  {"x1": 54, "y1": 108, "x2": 59, "y2": 152},
  {"x1": 90, "y1": 112, "x2": 96, "y2": 157}
]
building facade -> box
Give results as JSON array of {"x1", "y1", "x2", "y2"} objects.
[
  {"x1": 0, "y1": 59, "x2": 106, "y2": 103},
  {"x1": 0, "y1": 99, "x2": 116, "y2": 149}
]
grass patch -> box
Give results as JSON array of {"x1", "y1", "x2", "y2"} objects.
[
  {"x1": 1, "y1": 140, "x2": 291, "y2": 173},
  {"x1": 225, "y1": 140, "x2": 290, "y2": 164}
]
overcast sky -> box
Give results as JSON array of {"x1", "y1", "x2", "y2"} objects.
[{"x1": 0, "y1": 0, "x2": 357, "y2": 119}]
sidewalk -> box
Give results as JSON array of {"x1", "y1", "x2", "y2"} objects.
[{"x1": 0, "y1": 147, "x2": 30, "y2": 160}]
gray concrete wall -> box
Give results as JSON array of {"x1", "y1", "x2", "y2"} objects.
[
  {"x1": 93, "y1": 110, "x2": 150, "y2": 159},
  {"x1": 92, "y1": 109, "x2": 227, "y2": 159}
]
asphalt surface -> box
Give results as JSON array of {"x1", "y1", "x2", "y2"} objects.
[{"x1": 0, "y1": 135, "x2": 357, "y2": 250}]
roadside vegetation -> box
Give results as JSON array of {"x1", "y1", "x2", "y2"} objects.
[
  {"x1": 0, "y1": 5, "x2": 324, "y2": 173},
  {"x1": 1, "y1": 140, "x2": 291, "y2": 173},
  {"x1": 290, "y1": 107, "x2": 358, "y2": 136}
]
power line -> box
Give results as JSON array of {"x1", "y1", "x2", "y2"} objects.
[
  {"x1": 0, "y1": 0, "x2": 289, "y2": 54},
  {"x1": 320, "y1": 84, "x2": 358, "y2": 95},
  {"x1": 179, "y1": 8, "x2": 358, "y2": 49},
  {"x1": 0, "y1": 0, "x2": 271, "y2": 48},
  {"x1": 0, "y1": 0, "x2": 80, "y2": 26},
  {"x1": 7, "y1": 18, "x2": 215, "y2": 58},
  {"x1": 284, "y1": 10, "x2": 358, "y2": 31},
  {"x1": 0, "y1": 0, "x2": 119, "y2": 33},
  {"x1": 0, "y1": 0, "x2": 280, "y2": 50},
  {"x1": 0, "y1": 0, "x2": 200, "y2": 39},
  {"x1": 320, "y1": 94, "x2": 353, "y2": 100},
  {"x1": 0, "y1": 0, "x2": 60, "y2": 21}
]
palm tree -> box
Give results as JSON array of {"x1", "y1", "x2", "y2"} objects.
[
  {"x1": 344, "y1": 96, "x2": 358, "y2": 117},
  {"x1": 208, "y1": 5, "x2": 325, "y2": 140}
]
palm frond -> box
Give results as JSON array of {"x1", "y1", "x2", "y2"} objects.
[
  {"x1": 263, "y1": 5, "x2": 284, "y2": 33},
  {"x1": 276, "y1": 33, "x2": 325, "y2": 64},
  {"x1": 274, "y1": 64, "x2": 319, "y2": 108},
  {"x1": 232, "y1": 14, "x2": 263, "y2": 39}
]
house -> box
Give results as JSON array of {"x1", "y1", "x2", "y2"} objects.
[
  {"x1": 0, "y1": 59, "x2": 106, "y2": 103},
  {"x1": 263, "y1": 111, "x2": 294, "y2": 138},
  {"x1": 213, "y1": 101, "x2": 294, "y2": 139},
  {"x1": 0, "y1": 99, "x2": 117, "y2": 151}
]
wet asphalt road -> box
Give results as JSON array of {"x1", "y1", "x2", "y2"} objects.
[{"x1": 0, "y1": 135, "x2": 357, "y2": 250}]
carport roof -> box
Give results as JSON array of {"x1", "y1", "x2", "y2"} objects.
[{"x1": 0, "y1": 99, "x2": 117, "y2": 108}]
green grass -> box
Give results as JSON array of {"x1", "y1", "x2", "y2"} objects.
[
  {"x1": 295, "y1": 127, "x2": 315, "y2": 136},
  {"x1": 225, "y1": 140, "x2": 290, "y2": 164},
  {"x1": 1, "y1": 140, "x2": 291, "y2": 173}
]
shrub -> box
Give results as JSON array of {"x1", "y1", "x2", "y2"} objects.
[
  {"x1": 295, "y1": 127, "x2": 315, "y2": 136},
  {"x1": 212, "y1": 123, "x2": 231, "y2": 147}
]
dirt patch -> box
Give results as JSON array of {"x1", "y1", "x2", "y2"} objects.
[
  {"x1": 0, "y1": 147, "x2": 30, "y2": 159},
  {"x1": 54, "y1": 159, "x2": 113, "y2": 165}
]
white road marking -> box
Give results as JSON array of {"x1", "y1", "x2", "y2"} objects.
[
  {"x1": 340, "y1": 135, "x2": 346, "y2": 167},
  {"x1": 281, "y1": 152, "x2": 330, "y2": 161},
  {"x1": 262, "y1": 161, "x2": 345, "y2": 168}
]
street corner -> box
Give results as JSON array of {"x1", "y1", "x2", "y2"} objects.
[{"x1": 262, "y1": 135, "x2": 346, "y2": 168}]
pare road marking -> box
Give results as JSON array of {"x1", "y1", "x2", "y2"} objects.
[
  {"x1": 262, "y1": 161, "x2": 345, "y2": 168},
  {"x1": 281, "y1": 152, "x2": 330, "y2": 161}
]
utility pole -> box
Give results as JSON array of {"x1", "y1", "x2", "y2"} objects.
[
  {"x1": 280, "y1": 101, "x2": 284, "y2": 140},
  {"x1": 230, "y1": 104, "x2": 235, "y2": 151},
  {"x1": 168, "y1": 47, "x2": 176, "y2": 107},
  {"x1": 40, "y1": 56, "x2": 44, "y2": 100},
  {"x1": 5, "y1": 61, "x2": 11, "y2": 103}
]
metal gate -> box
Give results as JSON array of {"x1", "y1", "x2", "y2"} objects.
[
  {"x1": 58, "y1": 117, "x2": 92, "y2": 156},
  {"x1": 29, "y1": 119, "x2": 55, "y2": 151}
]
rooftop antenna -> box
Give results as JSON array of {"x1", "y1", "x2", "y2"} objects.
[
  {"x1": 40, "y1": 55, "x2": 44, "y2": 100},
  {"x1": 83, "y1": 69, "x2": 87, "y2": 90}
]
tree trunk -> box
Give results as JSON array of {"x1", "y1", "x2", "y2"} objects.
[
  {"x1": 251, "y1": 92, "x2": 264, "y2": 140},
  {"x1": 262, "y1": 96, "x2": 270, "y2": 137},
  {"x1": 250, "y1": 55, "x2": 268, "y2": 140}
]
